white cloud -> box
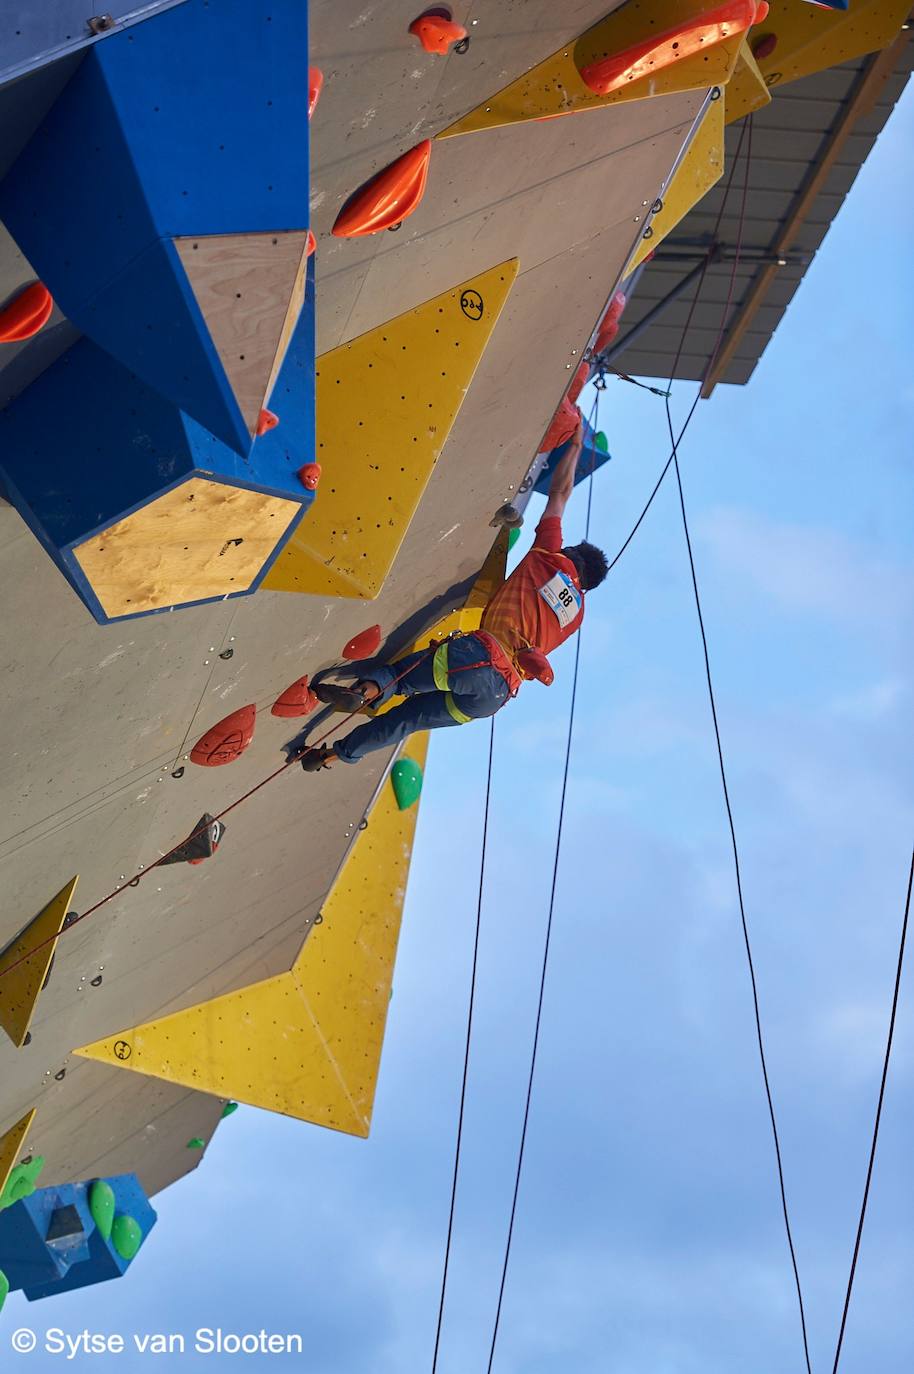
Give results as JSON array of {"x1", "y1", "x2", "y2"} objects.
[
  {"x1": 696, "y1": 506, "x2": 912, "y2": 630},
  {"x1": 829, "y1": 677, "x2": 907, "y2": 721}
]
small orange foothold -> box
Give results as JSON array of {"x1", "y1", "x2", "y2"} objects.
[
  {"x1": 332, "y1": 140, "x2": 432, "y2": 238},
  {"x1": 308, "y1": 67, "x2": 323, "y2": 120},
  {"x1": 594, "y1": 291, "x2": 627, "y2": 355},
  {"x1": 567, "y1": 361, "x2": 590, "y2": 405},
  {"x1": 0, "y1": 282, "x2": 53, "y2": 344},
  {"x1": 298, "y1": 462, "x2": 321, "y2": 491},
  {"x1": 272, "y1": 675, "x2": 319, "y2": 718},
  {"x1": 305, "y1": 229, "x2": 316, "y2": 257},
  {"x1": 190, "y1": 705, "x2": 256, "y2": 767},
  {"x1": 579, "y1": 0, "x2": 759, "y2": 95},
  {"x1": 256, "y1": 409, "x2": 279, "y2": 437},
  {"x1": 409, "y1": 13, "x2": 467, "y2": 55},
  {"x1": 342, "y1": 625, "x2": 382, "y2": 660},
  {"x1": 541, "y1": 396, "x2": 580, "y2": 453}
]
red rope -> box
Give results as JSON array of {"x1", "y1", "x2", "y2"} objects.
[{"x1": 0, "y1": 642, "x2": 447, "y2": 983}]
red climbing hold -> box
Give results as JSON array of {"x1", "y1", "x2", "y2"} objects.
[
  {"x1": 579, "y1": 0, "x2": 761, "y2": 95},
  {"x1": 190, "y1": 705, "x2": 256, "y2": 767},
  {"x1": 752, "y1": 30, "x2": 777, "y2": 59},
  {"x1": 0, "y1": 282, "x2": 53, "y2": 344},
  {"x1": 567, "y1": 361, "x2": 590, "y2": 406},
  {"x1": 594, "y1": 291, "x2": 627, "y2": 355},
  {"x1": 409, "y1": 12, "x2": 468, "y2": 55},
  {"x1": 342, "y1": 625, "x2": 382, "y2": 660},
  {"x1": 297, "y1": 462, "x2": 321, "y2": 491},
  {"x1": 541, "y1": 395, "x2": 580, "y2": 453},
  {"x1": 272, "y1": 675, "x2": 319, "y2": 718},
  {"x1": 308, "y1": 67, "x2": 323, "y2": 120},
  {"x1": 256, "y1": 409, "x2": 279, "y2": 437},
  {"x1": 332, "y1": 141, "x2": 432, "y2": 238},
  {"x1": 305, "y1": 229, "x2": 316, "y2": 258},
  {"x1": 516, "y1": 648, "x2": 555, "y2": 686}
]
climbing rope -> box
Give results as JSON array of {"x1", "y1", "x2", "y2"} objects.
[
  {"x1": 661, "y1": 114, "x2": 812, "y2": 1374},
  {"x1": 830, "y1": 844, "x2": 913, "y2": 1374},
  {"x1": 430, "y1": 716, "x2": 494, "y2": 1374},
  {"x1": 484, "y1": 395, "x2": 599, "y2": 1374},
  {"x1": 0, "y1": 645, "x2": 444, "y2": 985}
]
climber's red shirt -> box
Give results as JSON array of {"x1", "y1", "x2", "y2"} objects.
[{"x1": 481, "y1": 515, "x2": 584, "y2": 687}]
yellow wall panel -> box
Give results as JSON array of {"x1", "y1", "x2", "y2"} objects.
[
  {"x1": 440, "y1": 1, "x2": 754, "y2": 139},
  {"x1": 628, "y1": 95, "x2": 725, "y2": 273},
  {"x1": 74, "y1": 739, "x2": 430, "y2": 1138},
  {"x1": 0, "y1": 877, "x2": 78, "y2": 1049},
  {"x1": 0, "y1": 1110, "x2": 36, "y2": 1203},
  {"x1": 750, "y1": 0, "x2": 909, "y2": 90},
  {"x1": 263, "y1": 261, "x2": 518, "y2": 600}
]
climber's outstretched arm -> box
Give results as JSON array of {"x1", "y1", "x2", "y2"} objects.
[{"x1": 542, "y1": 413, "x2": 583, "y2": 521}]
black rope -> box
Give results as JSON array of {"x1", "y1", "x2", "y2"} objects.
[
  {"x1": 669, "y1": 444, "x2": 813, "y2": 1374},
  {"x1": 484, "y1": 397, "x2": 599, "y2": 1373},
  {"x1": 831, "y1": 845, "x2": 913, "y2": 1373},
  {"x1": 430, "y1": 717, "x2": 495, "y2": 1373},
  {"x1": 662, "y1": 112, "x2": 813, "y2": 1374}
]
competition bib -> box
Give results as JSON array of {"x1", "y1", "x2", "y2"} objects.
[{"x1": 538, "y1": 570, "x2": 582, "y2": 629}]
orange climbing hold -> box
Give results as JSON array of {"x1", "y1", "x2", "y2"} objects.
[
  {"x1": 567, "y1": 361, "x2": 590, "y2": 405},
  {"x1": 297, "y1": 462, "x2": 321, "y2": 491},
  {"x1": 305, "y1": 229, "x2": 316, "y2": 257},
  {"x1": 308, "y1": 67, "x2": 323, "y2": 119},
  {"x1": 594, "y1": 291, "x2": 627, "y2": 355},
  {"x1": 579, "y1": 0, "x2": 762, "y2": 95},
  {"x1": 342, "y1": 625, "x2": 382, "y2": 660},
  {"x1": 256, "y1": 409, "x2": 279, "y2": 437},
  {"x1": 409, "y1": 12, "x2": 467, "y2": 55},
  {"x1": 0, "y1": 282, "x2": 53, "y2": 343},
  {"x1": 190, "y1": 705, "x2": 257, "y2": 767},
  {"x1": 541, "y1": 395, "x2": 580, "y2": 453},
  {"x1": 271, "y1": 676, "x2": 319, "y2": 718},
  {"x1": 332, "y1": 141, "x2": 432, "y2": 238}
]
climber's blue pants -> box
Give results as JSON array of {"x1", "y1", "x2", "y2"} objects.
[{"x1": 320, "y1": 633, "x2": 510, "y2": 764}]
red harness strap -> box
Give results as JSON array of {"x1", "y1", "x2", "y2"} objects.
[{"x1": 430, "y1": 629, "x2": 523, "y2": 696}]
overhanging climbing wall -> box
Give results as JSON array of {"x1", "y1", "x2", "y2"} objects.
[{"x1": 1, "y1": 0, "x2": 905, "y2": 1305}]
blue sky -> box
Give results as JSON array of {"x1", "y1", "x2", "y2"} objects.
[{"x1": 6, "y1": 85, "x2": 913, "y2": 1374}]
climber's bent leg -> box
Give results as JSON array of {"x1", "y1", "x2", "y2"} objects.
[
  {"x1": 333, "y1": 693, "x2": 464, "y2": 763},
  {"x1": 312, "y1": 647, "x2": 436, "y2": 710}
]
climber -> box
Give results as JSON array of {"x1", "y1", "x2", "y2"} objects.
[{"x1": 300, "y1": 415, "x2": 609, "y2": 772}]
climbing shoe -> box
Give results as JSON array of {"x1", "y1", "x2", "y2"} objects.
[
  {"x1": 313, "y1": 682, "x2": 369, "y2": 712},
  {"x1": 300, "y1": 744, "x2": 335, "y2": 773}
]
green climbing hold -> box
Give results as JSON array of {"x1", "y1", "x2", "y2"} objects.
[
  {"x1": 594, "y1": 431, "x2": 609, "y2": 454},
  {"x1": 89, "y1": 1179, "x2": 116, "y2": 1242},
  {"x1": 186, "y1": 1137, "x2": 205, "y2": 1150},
  {"x1": 111, "y1": 1213, "x2": 142, "y2": 1262},
  {"x1": 220, "y1": 1101, "x2": 239, "y2": 1119},
  {"x1": 0, "y1": 1268, "x2": 9, "y2": 1314},
  {"x1": 507, "y1": 526, "x2": 521, "y2": 552},
  {"x1": 0, "y1": 1155, "x2": 45, "y2": 1211},
  {"x1": 390, "y1": 757, "x2": 423, "y2": 811}
]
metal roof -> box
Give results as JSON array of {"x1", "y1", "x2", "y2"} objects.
[{"x1": 609, "y1": 29, "x2": 914, "y2": 393}]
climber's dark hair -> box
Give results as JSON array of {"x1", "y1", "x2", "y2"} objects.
[{"x1": 563, "y1": 541, "x2": 609, "y2": 591}]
